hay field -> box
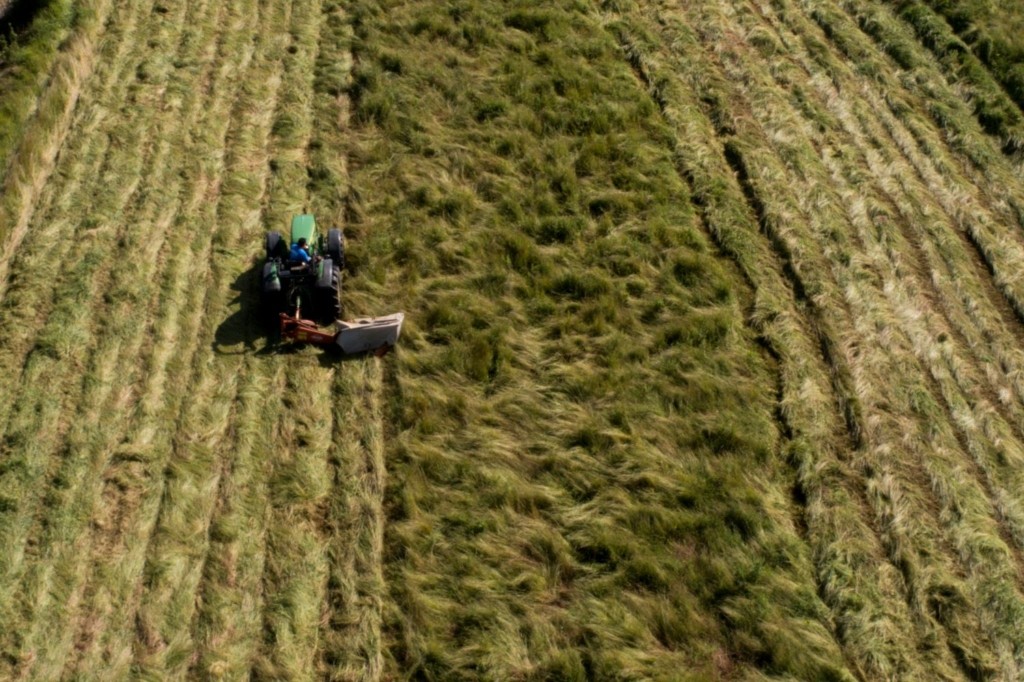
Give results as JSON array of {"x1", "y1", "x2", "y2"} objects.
[{"x1": 2, "y1": 0, "x2": 1024, "y2": 679}]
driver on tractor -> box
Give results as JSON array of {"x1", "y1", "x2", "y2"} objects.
[{"x1": 290, "y1": 237, "x2": 312, "y2": 264}]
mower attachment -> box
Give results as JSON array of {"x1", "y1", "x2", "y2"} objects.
[
  {"x1": 335, "y1": 313, "x2": 405, "y2": 354},
  {"x1": 279, "y1": 311, "x2": 404, "y2": 355}
]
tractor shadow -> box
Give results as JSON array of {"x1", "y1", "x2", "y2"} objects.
[{"x1": 212, "y1": 261, "x2": 265, "y2": 355}]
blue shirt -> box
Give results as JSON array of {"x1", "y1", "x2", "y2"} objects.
[{"x1": 290, "y1": 243, "x2": 311, "y2": 263}]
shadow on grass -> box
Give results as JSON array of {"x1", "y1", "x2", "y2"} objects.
[
  {"x1": 213, "y1": 261, "x2": 268, "y2": 355},
  {"x1": 0, "y1": 0, "x2": 45, "y2": 41}
]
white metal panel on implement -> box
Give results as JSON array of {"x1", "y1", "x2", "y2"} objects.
[{"x1": 334, "y1": 312, "x2": 405, "y2": 354}]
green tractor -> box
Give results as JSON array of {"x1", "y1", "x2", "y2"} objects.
[
  {"x1": 261, "y1": 214, "x2": 404, "y2": 354},
  {"x1": 261, "y1": 214, "x2": 344, "y2": 324}
]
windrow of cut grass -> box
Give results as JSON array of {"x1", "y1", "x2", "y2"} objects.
[
  {"x1": 801, "y1": 0, "x2": 1024, "y2": 381},
  {"x1": 0, "y1": 0, "x2": 116, "y2": 302},
  {"x1": 127, "y1": 0, "x2": 271, "y2": 676},
  {"x1": 609, "y1": 3, "x2": 939, "y2": 677},
  {"x1": 916, "y1": 0, "x2": 1024, "y2": 125},
  {"x1": 805, "y1": 2, "x2": 1024, "y2": 382},
  {"x1": 0, "y1": 0, "x2": 145, "y2": 484},
  {"x1": 768, "y1": 0, "x2": 1024, "y2": 568},
  {"x1": 341, "y1": 0, "x2": 857, "y2": 678},
  {"x1": 693, "y1": 1, "x2": 1024, "y2": 674},
  {"x1": 769, "y1": 0, "x2": 1024, "y2": 557},
  {"x1": 0, "y1": 0, "x2": 332, "y2": 676},
  {"x1": 0, "y1": 0, "x2": 270, "y2": 676},
  {"x1": 0, "y1": 0, "x2": 181, "y2": 663},
  {"x1": 321, "y1": 358, "x2": 387, "y2": 682},
  {"x1": 242, "y1": 1, "x2": 345, "y2": 679},
  {"x1": 302, "y1": 3, "x2": 392, "y2": 680},
  {"x1": 5, "y1": 0, "x2": 235, "y2": 673},
  {"x1": 185, "y1": 1, "x2": 297, "y2": 678},
  {"x1": 623, "y1": 0, "x2": 1024, "y2": 676},
  {"x1": 882, "y1": 0, "x2": 1024, "y2": 152},
  {"x1": 822, "y1": 0, "x2": 1024, "y2": 334}
]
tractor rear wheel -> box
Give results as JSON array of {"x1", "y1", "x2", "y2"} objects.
[{"x1": 314, "y1": 258, "x2": 341, "y2": 323}]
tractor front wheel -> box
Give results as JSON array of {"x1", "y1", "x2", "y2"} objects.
[
  {"x1": 265, "y1": 231, "x2": 285, "y2": 260},
  {"x1": 327, "y1": 228, "x2": 345, "y2": 270}
]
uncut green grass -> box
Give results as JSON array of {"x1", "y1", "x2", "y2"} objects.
[{"x1": 342, "y1": 0, "x2": 849, "y2": 678}]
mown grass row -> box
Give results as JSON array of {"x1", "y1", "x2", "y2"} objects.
[
  {"x1": 321, "y1": 359, "x2": 387, "y2": 681},
  {"x1": 0, "y1": 0, "x2": 260, "y2": 676},
  {"x1": 7, "y1": 0, "x2": 238, "y2": 674},
  {"x1": 773, "y1": 0, "x2": 1024, "y2": 564},
  {"x1": 302, "y1": 2, "x2": 391, "y2": 678},
  {"x1": 0, "y1": 0, "x2": 175, "y2": 665},
  {"x1": 614, "y1": 0, "x2": 1024, "y2": 675},
  {"x1": 62, "y1": 8, "x2": 247, "y2": 672},
  {"x1": 0, "y1": 0, "x2": 288, "y2": 671},
  {"x1": 342, "y1": 0, "x2": 857, "y2": 677},
  {"x1": 84, "y1": 0, "x2": 312, "y2": 669},
  {"x1": 712, "y1": 0, "x2": 1015, "y2": 647},
  {"x1": 770, "y1": 0, "x2": 1024, "y2": 565},
  {"x1": 844, "y1": 1, "x2": 1024, "y2": 332},
  {"x1": 611, "y1": 2, "x2": 942, "y2": 677},
  {"x1": 800, "y1": 2, "x2": 1024, "y2": 671},
  {"x1": 798, "y1": 0, "x2": 1024, "y2": 450},
  {"x1": 826, "y1": 0, "x2": 1024, "y2": 201},
  {"x1": 239, "y1": 0, "x2": 349, "y2": 679},
  {"x1": 693, "y1": 0, "x2": 1024, "y2": 675},
  {"x1": 802, "y1": 0, "x2": 1024, "y2": 451},
  {"x1": 0, "y1": 0, "x2": 144, "y2": 455},
  {"x1": 127, "y1": 0, "x2": 284, "y2": 675},
  {"x1": 185, "y1": 0, "x2": 297, "y2": 676},
  {"x1": 885, "y1": 0, "x2": 1024, "y2": 152},
  {"x1": 917, "y1": 0, "x2": 1024, "y2": 122},
  {"x1": 734, "y1": 2, "x2": 1024, "y2": 674}
]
